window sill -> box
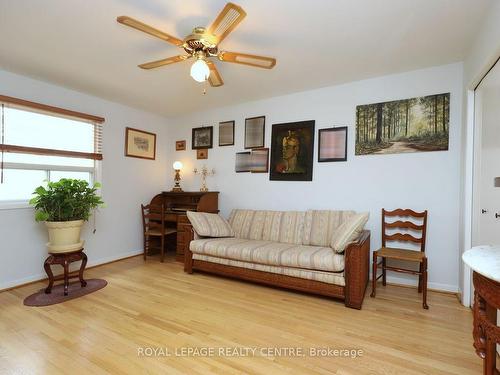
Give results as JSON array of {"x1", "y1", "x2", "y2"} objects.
[{"x1": 0, "y1": 200, "x2": 33, "y2": 210}]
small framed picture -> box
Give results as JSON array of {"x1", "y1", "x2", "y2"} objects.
[
  {"x1": 250, "y1": 148, "x2": 269, "y2": 173},
  {"x1": 318, "y1": 127, "x2": 348, "y2": 162},
  {"x1": 235, "y1": 151, "x2": 252, "y2": 173},
  {"x1": 176, "y1": 140, "x2": 186, "y2": 151},
  {"x1": 219, "y1": 121, "x2": 235, "y2": 146},
  {"x1": 245, "y1": 116, "x2": 265, "y2": 149},
  {"x1": 192, "y1": 126, "x2": 213, "y2": 149},
  {"x1": 125, "y1": 127, "x2": 156, "y2": 160},
  {"x1": 197, "y1": 149, "x2": 208, "y2": 159}
]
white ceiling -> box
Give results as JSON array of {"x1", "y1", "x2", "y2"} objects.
[{"x1": 0, "y1": 0, "x2": 492, "y2": 117}]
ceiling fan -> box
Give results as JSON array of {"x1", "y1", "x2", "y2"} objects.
[{"x1": 117, "y1": 2, "x2": 276, "y2": 87}]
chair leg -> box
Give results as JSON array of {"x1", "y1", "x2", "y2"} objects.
[
  {"x1": 382, "y1": 258, "x2": 387, "y2": 286},
  {"x1": 422, "y1": 257, "x2": 429, "y2": 309},
  {"x1": 418, "y1": 262, "x2": 423, "y2": 293},
  {"x1": 160, "y1": 235, "x2": 165, "y2": 263},
  {"x1": 143, "y1": 234, "x2": 147, "y2": 261},
  {"x1": 370, "y1": 251, "x2": 377, "y2": 298}
]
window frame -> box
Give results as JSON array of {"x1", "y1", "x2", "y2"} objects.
[
  {"x1": 0, "y1": 161, "x2": 99, "y2": 210},
  {"x1": 0, "y1": 94, "x2": 104, "y2": 209}
]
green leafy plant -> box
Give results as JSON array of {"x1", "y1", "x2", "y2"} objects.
[{"x1": 29, "y1": 179, "x2": 104, "y2": 222}]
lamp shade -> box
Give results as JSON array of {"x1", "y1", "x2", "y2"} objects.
[
  {"x1": 190, "y1": 59, "x2": 210, "y2": 82},
  {"x1": 173, "y1": 161, "x2": 183, "y2": 170}
]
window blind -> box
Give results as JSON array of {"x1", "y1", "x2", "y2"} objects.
[{"x1": 0, "y1": 95, "x2": 104, "y2": 183}]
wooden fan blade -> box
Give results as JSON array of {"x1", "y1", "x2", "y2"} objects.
[
  {"x1": 219, "y1": 52, "x2": 276, "y2": 69},
  {"x1": 207, "y1": 3, "x2": 246, "y2": 43},
  {"x1": 117, "y1": 16, "x2": 183, "y2": 46},
  {"x1": 139, "y1": 55, "x2": 188, "y2": 69},
  {"x1": 206, "y1": 61, "x2": 224, "y2": 87}
]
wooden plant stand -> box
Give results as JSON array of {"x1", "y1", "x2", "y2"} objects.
[{"x1": 43, "y1": 248, "x2": 88, "y2": 296}]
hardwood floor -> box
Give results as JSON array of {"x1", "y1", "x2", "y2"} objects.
[{"x1": 0, "y1": 255, "x2": 482, "y2": 375}]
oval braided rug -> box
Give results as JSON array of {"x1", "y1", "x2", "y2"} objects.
[{"x1": 24, "y1": 279, "x2": 107, "y2": 306}]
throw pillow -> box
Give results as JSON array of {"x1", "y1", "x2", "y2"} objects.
[
  {"x1": 186, "y1": 211, "x2": 235, "y2": 238},
  {"x1": 330, "y1": 212, "x2": 369, "y2": 253}
]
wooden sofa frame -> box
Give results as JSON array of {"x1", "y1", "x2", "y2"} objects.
[{"x1": 184, "y1": 229, "x2": 371, "y2": 309}]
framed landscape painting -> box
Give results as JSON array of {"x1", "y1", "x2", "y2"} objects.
[
  {"x1": 318, "y1": 127, "x2": 347, "y2": 162},
  {"x1": 245, "y1": 116, "x2": 265, "y2": 149},
  {"x1": 219, "y1": 120, "x2": 235, "y2": 146},
  {"x1": 269, "y1": 120, "x2": 315, "y2": 181},
  {"x1": 192, "y1": 126, "x2": 213, "y2": 149},
  {"x1": 125, "y1": 127, "x2": 156, "y2": 160},
  {"x1": 355, "y1": 93, "x2": 450, "y2": 155}
]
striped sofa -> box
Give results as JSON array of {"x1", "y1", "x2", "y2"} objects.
[{"x1": 184, "y1": 209, "x2": 371, "y2": 309}]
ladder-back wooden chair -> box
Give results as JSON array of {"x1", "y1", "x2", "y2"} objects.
[
  {"x1": 141, "y1": 204, "x2": 177, "y2": 262},
  {"x1": 370, "y1": 208, "x2": 429, "y2": 309}
]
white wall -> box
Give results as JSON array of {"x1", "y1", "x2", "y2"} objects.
[
  {"x1": 167, "y1": 63, "x2": 464, "y2": 292},
  {"x1": 459, "y1": 0, "x2": 500, "y2": 305},
  {"x1": 0, "y1": 69, "x2": 170, "y2": 289},
  {"x1": 478, "y1": 87, "x2": 500, "y2": 244}
]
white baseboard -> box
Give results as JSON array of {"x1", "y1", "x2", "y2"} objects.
[
  {"x1": 0, "y1": 249, "x2": 142, "y2": 291},
  {"x1": 384, "y1": 275, "x2": 458, "y2": 293}
]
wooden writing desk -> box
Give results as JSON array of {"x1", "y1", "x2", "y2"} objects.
[{"x1": 150, "y1": 191, "x2": 219, "y2": 262}]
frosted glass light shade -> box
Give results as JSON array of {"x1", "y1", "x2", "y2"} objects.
[
  {"x1": 173, "y1": 161, "x2": 183, "y2": 170},
  {"x1": 190, "y1": 59, "x2": 210, "y2": 82}
]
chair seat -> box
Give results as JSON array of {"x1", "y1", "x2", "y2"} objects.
[
  {"x1": 145, "y1": 228, "x2": 177, "y2": 236},
  {"x1": 375, "y1": 247, "x2": 425, "y2": 262}
]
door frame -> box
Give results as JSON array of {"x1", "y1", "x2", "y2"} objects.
[{"x1": 462, "y1": 55, "x2": 500, "y2": 307}]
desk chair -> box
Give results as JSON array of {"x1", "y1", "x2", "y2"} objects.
[{"x1": 141, "y1": 204, "x2": 177, "y2": 262}]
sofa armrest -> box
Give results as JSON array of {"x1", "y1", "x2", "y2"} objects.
[
  {"x1": 184, "y1": 226, "x2": 213, "y2": 273},
  {"x1": 344, "y1": 230, "x2": 370, "y2": 309}
]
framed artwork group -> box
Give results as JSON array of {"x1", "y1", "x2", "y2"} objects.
[
  {"x1": 235, "y1": 148, "x2": 269, "y2": 173},
  {"x1": 169, "y1": 91, "x2": 449, "y2": 181}
]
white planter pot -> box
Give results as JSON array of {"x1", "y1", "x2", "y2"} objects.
[{"x1": 45, "y1": 220, "x2": 85, "y2": 253}]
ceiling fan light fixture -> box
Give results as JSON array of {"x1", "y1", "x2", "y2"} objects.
[{"x1": 190, "y1": 58, "x2": 210, "y2": 83}]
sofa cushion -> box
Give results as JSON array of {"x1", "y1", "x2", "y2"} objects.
[
  {"x1": 228, "y1": 209, "x2": 305, "y2": 245},
  {"x1": 192, "y1": 254, "x2": 345, "y2": 286},
  {"x1": 186, "y1": 211, "x2": 234, "y2": 238},
  {"x1": 330, "y1": 212, "x2": 369, "y2": 253},
  {"x1": 190, "y1": 238, "x2": 344, "y2": 272},
  {"x1": 303, "y1": 210, "x2": 356, "y2": 247}
]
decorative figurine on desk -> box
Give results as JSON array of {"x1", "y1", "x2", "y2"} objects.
[
  {"x1": 193, "y1": 165, "x2": 215, "y2": 192},
  {"x1": 171, "y1": 161, "x2": 183, "y2": 192}
]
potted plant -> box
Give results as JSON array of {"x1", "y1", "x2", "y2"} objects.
[{"x1": 29, "y1": 179, "x2": 104, "y2": 253}]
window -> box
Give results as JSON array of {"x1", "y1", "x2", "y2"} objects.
[{"x1": 0, "y1": 95, "x2": 104, "y2": 205}]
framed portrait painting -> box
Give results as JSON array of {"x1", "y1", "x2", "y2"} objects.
[
  {"x1": 125, "y1": 127, "x2": 156, "y2": 160},
  {"x1": 318, "y1": 127, "x2": 348, "y2": 162},
  {"x1": 269, "y1": 120, "x2": 315, "y2": 181},
  {"x1": 192, "y1": 126, "x2": 213, "y2": 149},
  {"x1": 244, "y1": 116, "x2": 265, "y2": 149},
  {"x1": 219, "y1": 120, "x2": 235, "y2": 146}
]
